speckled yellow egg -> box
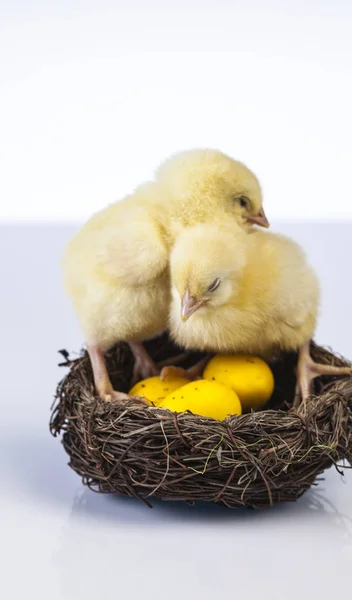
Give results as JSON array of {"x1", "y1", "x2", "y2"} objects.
[
  {"x1": 204, "y1": 354, "x2": 274, "y2": 411},
  {"x1": 159, "y1": 379, "x2": 242, "y2": 420},
  {"x1": 129, "y1": 375, "x2": 190, "y2": 406}
]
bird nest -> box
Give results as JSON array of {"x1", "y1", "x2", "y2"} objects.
[{"x1": 50, "y1": 335, "x2": 352, "y2": 508}]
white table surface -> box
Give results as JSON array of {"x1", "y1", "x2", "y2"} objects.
[{"x1": 1, "y1": 222, "x2": 351, "y2": 600}]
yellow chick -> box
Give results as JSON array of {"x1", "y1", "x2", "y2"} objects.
[
  {"x1": 63, "y1": 150, "x2": 269, "y2": 402},
  {"x1": 155, "y1": 149, "x2": 269, "y2": 231},
  {"x1": 166, "y1": 223, "x2": 351, "y2": 403}
]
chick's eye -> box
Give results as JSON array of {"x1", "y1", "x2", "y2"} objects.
[
  {"x1": 238, "y1": 196, "x2": 248, "y2": 208},
  {"x1": 207, "y1": 278, "x2": 221, "y2": 292}
]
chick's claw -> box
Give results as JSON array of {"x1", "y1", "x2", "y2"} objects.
[
  {"x1": 103, "y1": 390, "x2": 149, "y2": 405},
  {"x1": 160, "y1": 366, "x2": 193, "y2": 381},
  {"x1": 131, "y1": 355, "x2": 159, "y2": 386},
  {"x1": 294, "y1": 341, "x2": 352, "y2": 407},
  {"x1": 103, "y1": 390, "x2": 132, "y2": 403},
  {"x1": 129, "y1": 341, "x2": 159, "y2": 385},
  {"x1": 160, "y1": 357, "x2": 210, "y2": 382}
]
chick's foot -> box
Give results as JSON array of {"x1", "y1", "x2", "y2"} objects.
[
  {"x1": 129, "y1": 342, "x2": 159, "y2": 385},
  {"x1": 104, "y1": 390, "x2": 132, "y2": 402},
  {"x1": 160, "y1": 366, "x2": 194, "y2": 381},
  {"x1": 103, "y1": 390, "x2": 149, "y2": 405},
  {"x1": 160, "y1": 356, "x2": 210, "y2": 382},
  {"x1": 87, "y1": 344, "x2": 123, "y2": 401},
  {"x1": 294, "y1": 341, "x2": 351, "y2": 407}
]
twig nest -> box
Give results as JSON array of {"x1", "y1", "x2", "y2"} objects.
[{"x1": 50, "y1": 335, "x2": 352, "y2": 508}]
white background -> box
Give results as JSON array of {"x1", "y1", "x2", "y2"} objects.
[{"x1": 1, "y1": 0, "x2": 352, "y2": 221}]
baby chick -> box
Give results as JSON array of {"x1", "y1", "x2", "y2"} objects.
[
  {"x1": 166, "y1": 223, "x2": 351, "y2": 404},
  {"x1": 155, "y1": 149, "x2": 269, "y2": 231},
  {"x1": 63, "y1": 149, "x2": 269, "y2": 402}
]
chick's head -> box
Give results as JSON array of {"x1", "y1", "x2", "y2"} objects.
[
  {"x1": 170, "y1": 223, "x2": 247, "y2": 321},
  {"x1": 156, "y1": 149, "x2": 268, "y2": 229}
]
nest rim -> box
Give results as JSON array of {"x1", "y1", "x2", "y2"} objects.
[{"x1": 50, "y1": 336, "x2": 352, "y2": 509}]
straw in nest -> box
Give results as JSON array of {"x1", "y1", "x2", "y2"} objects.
[{"x1": 50, "y1": 335, "x2": 352, "y2": 508}]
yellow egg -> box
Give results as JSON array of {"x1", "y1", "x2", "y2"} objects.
[
  {"x1": 204, "y1": 354, "x2": 274, "y2": 411},
  {"x1": 129, "y1": 375, "x2": 190, "y2": 406},
  {"x1": 159, "y1": 379, "x2": 242, "y2": 420}
]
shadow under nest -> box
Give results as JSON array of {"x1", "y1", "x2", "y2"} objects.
[{"x1": 50, "y1": 334, "x2": 352, "y2": 509}]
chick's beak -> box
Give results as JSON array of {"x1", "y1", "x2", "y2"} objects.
[
  {"x1": 247, "y1": 208, "x2": 270, "y2": 228},
  {"x1": 181, "y1": 289, "x2": 205, "y2": 321}
]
